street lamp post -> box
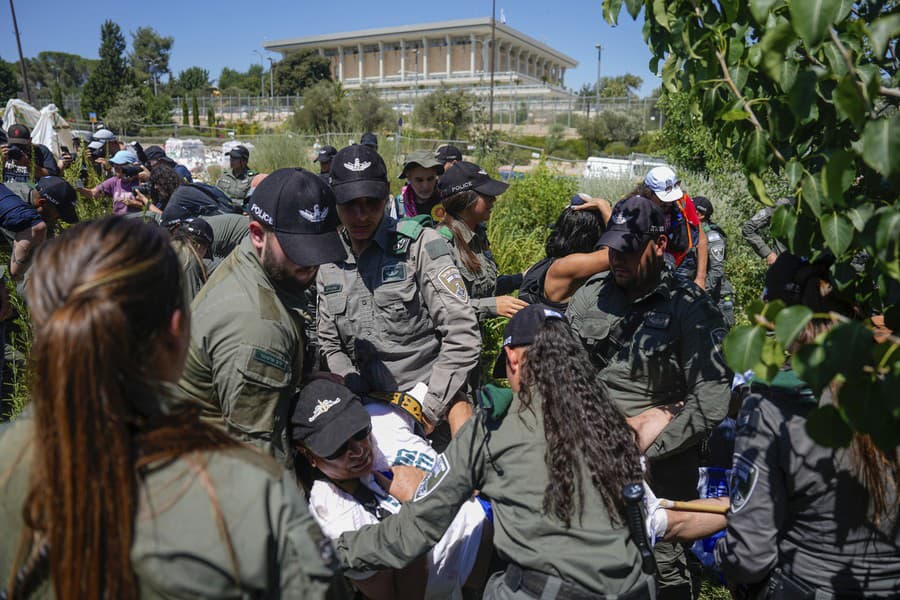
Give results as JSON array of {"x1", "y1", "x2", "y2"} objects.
[
  {"x1": 595, "y1": 44, "x2": 602, "y2": 114},
  {"x1": 267, "y1": 57, "x2": 275, "y2": 119},
  {"x1": 252, "y1": 50, "x2": 265, "y2": 99}
]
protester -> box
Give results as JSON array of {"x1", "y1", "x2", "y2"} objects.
[
  {"x1": 0, "y1": 216, "x2": 347, "y2": 599},
  {"x1": 216, "y1": 145, "x2": 257, "y2": 207},
  {"x1": 437, "y1": 161, "x2": 526, "y2": 320},
  {"x1": 519, "y1": 193, "x2": 612, "y2": 312},
  {"x1": 396, "y1": 150, "x2": 445, "y2": 220},
  {"x1": 336, "y1": 304, "x2": 655, "y2": 598},
  {"x1": 77, "y1": 150, "x2": 144, "y2": 214},
  {"x1": 143, "y1": 145, "x2": 193, "y2": 182},
  {"x1": 1, "y1": 124, "x2": 60, "y2": 183},
  {"x1": 317, "y1": 144, "x2": 480, "y2": 439}
]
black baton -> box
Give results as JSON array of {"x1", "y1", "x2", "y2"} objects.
[{"x1": 623, "y1": 483, "x2": 657, "y2": 575}]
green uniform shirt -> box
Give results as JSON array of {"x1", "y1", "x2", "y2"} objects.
[
  {"x1": 441, "y1": 221, "x2": 500, "y2": 321},
  {"x1": 567, "y1": 270, "x2": 732, "y2": 459},
  {"x1": 0, "y1": 410, "x2": 345, "y2": 599},
  {"x1": 741, "y1": 206, "x2": 787, "y2": 260},
  {"x1": 337, "y1": 391, "x2": 651, "y2": 596},
  {"x1": 316, "y1": 217, "x2": 481, "y2": 424},
  {"x1": 215, "y1": 168, "x2": 257, "y2": 205},
  {"x1": 177, "y1": 236, "x2": 311, "y2": 467}
]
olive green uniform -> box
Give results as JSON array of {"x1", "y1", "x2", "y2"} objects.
[
  {"x1": 215, "y1": 168, "x2": 257, "y2": 207},
  {"x1": 317, "y1": 217, "x2": 480, "y2": 424},
  {"x1": 0, "y1": 409, "x2": 346, "y2": 599},
  {"x1": 177, "y1": 236, "x2": 312, "y2": 468},
  {"x1": 741, "y1": 206, "x2": 787, "y2": 260},
  {"x1": 439, "y1": 221, "x2": 522, "y2": 322},
  {"x1": 567, "y1": 270, "x2": 732, "y2": 599},
  {"x1": 715, "y1": 372, "x2": 900, "y2": 598},
  {"x1": 337, "y1": 389, "x2": 653, "y2": 598}
]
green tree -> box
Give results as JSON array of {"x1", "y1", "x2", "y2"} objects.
[
  {"x1": 26, "y1": 51, "x2": 96, "y2": 92},
  {"x1": 143, "y1": 89, "x2": 173, "y2": 125},
  {"x1": 0, "y1": 57, "x2": 20, "y2": 99},
  {"x1": 575, "y1": 109, "x2": 643, "y2": 153},
  {"x1": 598, "y1": 74, "x2": 643, "y2": 98},
  {"x1": 105, "y1": 84, "x2": 145, "y2": 135},
  {"x1": 273, "y1": 50, "x2": 331, "y2": 95},
  {"x1": 81, "y1": 20, "x2": 134, "y2": 118},
  {"x1": 347, "y1": 85, "x2": 395, "y2": 133},
  {"x1": 181, "y1": 100, "x2": 189, "y2": 125},
  {"x1": 51, "y1": 83, "x2": 66, "y2": 116},
  {"x1": 191, "y1": 95, "x2": 200, "y2": 127},
  {"x1": 290, "y1": 80, "x2": 347, "y2": 133},
  {"x1": 130, "y1": 27, "x2": 174, "y2": 91},
  {"x1": 604, "y1": 0, "x2": 900, "y2": 449},
  {"x1": 174, "y1": 67, "x2": 210, "y2": 96},
  {"x1": 207, "y1": 106, "x2": 216, "y2": 128},
  {"x1": 414, "y1": 86, "x2": 475, "y2": 138},
  {"x1": 219, "y1": 65, "x2": 264, "y2": 95}
]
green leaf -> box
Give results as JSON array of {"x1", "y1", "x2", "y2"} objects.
[
  {"x1": 652, "y1": 0, "x2": 670, "y2": 30},
  {"x1": 661, "y1": 54, "x2": 679, "y2": 93},
  {"x1": 760, "y1": 336, "x2": 785, "y2": 366},
  {"x1": 786, "y1": 159, "x2": 803, "y2": 188},
  {"x1": 821, "y1": 150, "x2": 855, "y2": 207},
  {"x1": 744, "y1": 129, "x2": 770, "y2": 173},
  {"x1": 805, "y1": 405, "x2": 853, "y2": 448},
  {"x1": 775, "y1": 305, "x2": 814, "y2": 348},
  {"x1": 858, "y1": 115, "x2": 900, "y2": 179},
  {"x1": 846, "y1": 204, "x2": 875, "y2": 232},
  {"x1": 823, "y1": 321, "x2": 873, "y2": 375},
  {"x1": 747, "y1": 173, "x2": 772, "y2": 205},
  {"x1": 833, "y1": 75, "x2": 866, "y2": 129},
  {"x1": 793, "y1": 342, "x2": 833, "y2": 396},
  {"x1": 800, "y1": 173, "x2": 824, "y2": 217},
  {"x1": 721, "y1": 109, "x2": 750, "y2": 121},
  {"x1": 821, "y1": 212, "x2": 854, "y2": 255},
  {"x1": 770, "y1": 204, "x2": 797, "y2": 242},
  {"x1": 760, "y1": 300, "x2": 786, "y2": 324},
  {"x1": 760, "y1": 21, "x2": 796, "y2": 83},
  {"x1": 749, "y1": 0, "x2": 776, "y2": 24},
  {"x1": 789, "y1": 0, "x2": 842, "y2": 47},
  {"x1": 723, "y1": 326, "x2": 766, "y2": 373},
  {"x1": 624, "y1": 0, "x2": 643, "y2": 20},
  {"x1": 603, "y1": 0, "x2": 625, "y2": 25},
  {"x1": 729, "y1": 65, "x2": 749, "y2": 90},
  {"x1": 875, "y1": 211, "x2": 900, "y2": 254},
  {"x1": 787, "y1": 69, "x2": 818, "y2": 122},
  {"x1": 868, "y1": 14, "x2": 900, "y2": 59},
  {"x1": 744, "y1": 300, "x2": 766, "y2": 324}
]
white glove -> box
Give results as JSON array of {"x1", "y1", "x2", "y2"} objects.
[{"x1": 643, "y1": 482, "x2": 668, "y2": 546}]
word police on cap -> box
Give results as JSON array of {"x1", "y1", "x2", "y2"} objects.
[{"x1": 249, "y1": 203, "x2": 273, "y2": 226}]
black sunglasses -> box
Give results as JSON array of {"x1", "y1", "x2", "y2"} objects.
[{"x1": 323, "y1": 425, "x2": 372, "y2": 460}]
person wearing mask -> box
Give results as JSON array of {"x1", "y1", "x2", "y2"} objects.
[
  {"x1": 216, "y1": 145, "x2": 257, "y2": 207},
  {"x1": 436, "y1": 161, "x2": 527, "y2": 321},
  {"x1": 77, "y1": 150, "x2": 144, "y2": 215},
  {"x1": 317, "y1": 144, "x2": 480, "y2": 439},
  {"x1": 0, "y1": 216, "x2": 347, "y2": 599},
  {"x1": 567, "y1": 195, "x2": 732, "y2": 600},
  {"x1": 336, "y1": 304, "x2": 655, "y2": 599},
  {"x1": 519, "y1": 193, "x2": 612, "y2": 312},
  {"x1": 1, "y1": 124, "x2": 60, "y2": 184},
  {"x1": 396, "y1": 150, "x2": 445, "y2": 220}
]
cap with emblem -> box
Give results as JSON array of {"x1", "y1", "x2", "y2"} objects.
[
  {"x1": 360, "y1": 132, "x2": 378, "y2": 149},
  {"x1": 693, "y1": 196, "x2": 713, "y2": 219},
  {"x1": 7, "y1": 124, "x2": 31, "y2": 145},
  {"x1": 492, "y1": 303, "x2": 566, "y2": 378},
  {"x1": 34, "y1": 176, "x2": 79, "y2": 224},
  {"x1": 598, "y1": 195, "x2": 666, "y2": 253},
  {"x1": 329, "y1": 144, "x2": 389, "y2": 204},
  {"x1": 291, "y1": 379, "x2": 371, "y2": 457},
  {"x1": 226, "y1": 145, "x2": 250, "y2": 160},
  {"x1": 438, "y1": 161, "x2": 509, "y2": 198},
  {"x1": 436, "y1": 144, "x2": 462, "y2": 163},
  {"x1": 248, "y1": 168, "x2": 346, "y2": 265},
  {"x1": 314, "y1": 145, "x2": 337, "y2": 163},
  {"x1": 644, "y1": 166, "x2": 683, "y2": 203},
  {"x1": 399, "y1": 149, "x2": 444, "y2": 179}
]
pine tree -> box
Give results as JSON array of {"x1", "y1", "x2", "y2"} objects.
[
  {"x1": 52, "y1": 83, "x2": 66, "y2": 117},
  {"x1": 182, "y1": 100, "x2": 189, "y2": 125},
  {"x1": 191, "y1": 95, "x2": 200, "y2": 127},
  {"x1": 80, "y1": 21, "x2": 134, "y2": 119},
  {"x1": 206, "y1": 106, "x2": 215, "y2": 128}
]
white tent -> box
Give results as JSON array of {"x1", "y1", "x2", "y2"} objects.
[
  {"x1": 2, "y1": 99, "x2": 40, "y2": 131},
  {"x1": 30, "y1": 104, "x2": 74, "y2": 156}
]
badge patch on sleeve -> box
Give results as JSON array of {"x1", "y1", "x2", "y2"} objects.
[
  {"x1": 710, "y1": 244, "x2": 726, "y2": 262},
  {"x1": 729, "y1": 454, "x2": 759, "y2": 512},
  {"x1": 437, "y1": 266, "x2": 469, "y2": 302},
  {"x1": 413, "y1": 454, "x2": 450, "y2": 501}
]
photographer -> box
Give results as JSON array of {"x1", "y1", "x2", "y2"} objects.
[
  {"x1": 132, "y1": 164, "x2": 183, "y2": 215},
  {"x1": 1, "y1": 124, "x2": 60, "y2": 184},
  {"x1": 77, "y1": 150, "x2": 143, "y2": 214}
]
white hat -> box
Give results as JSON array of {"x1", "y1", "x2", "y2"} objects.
[
  {"x1": 87, "y1": 140, "x2": 105, "y2": 150},
  {"x1": 644, "y1": 166, "x2": 683, "y2": 203},
  {"x1": 92, "y1": 128, "x2": 116, "y2": 142}
]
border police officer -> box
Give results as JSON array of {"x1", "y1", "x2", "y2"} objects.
[{"x1": 216, "y1": 145, "x2": 257, "y2": 207}]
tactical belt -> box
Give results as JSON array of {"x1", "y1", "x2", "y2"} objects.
[
  {"x1": 504, "y1": 563, "x2": 654, "y2": 600},
  {"x1": 367, "y1": 391, "x2": 425, "y2": 426}
]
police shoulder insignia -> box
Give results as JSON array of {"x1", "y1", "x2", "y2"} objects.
[
  {"x1": 711, "y1": 245, "x2": 726, "y2": 262},
  {"x1": 413, "y1": 454, "x2": 451, "y2": 501},
  {"x1": 437, "y1": 266, "x2": 468, "y2": 302},
  {"x1": 426, "y1": 238, "x2": 451, "y2": 259},
  {"x1": 729, "y1": 454, "x2": 760, "y2": 512},
  {"x1": 392, "y1": 235, "x2": 412, "y2": 255}
]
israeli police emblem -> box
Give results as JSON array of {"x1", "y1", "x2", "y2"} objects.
[
  {"x1": 710, "y1": 243, "x2": 726, "y2": 262},
  {"x1": 413, "y1": 454, "x2": 451, "y2": 501},
  {"x1": 437, "y1": 266, "x2": 469, "y2": 302},
  {"x1": 382, "y1": 264, "x2": 406, "y2": 283},
  {"x1": 729, "y1": 455, "x2": 759, "y2": 512}
]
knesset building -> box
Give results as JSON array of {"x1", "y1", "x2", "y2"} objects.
[{"x1": 263, "y1": 18, "x2": 578, "y2": 99}]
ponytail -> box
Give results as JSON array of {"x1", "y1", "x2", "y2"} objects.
[{"x1": 441, "y1": 190, "x2": 483, "y2": 274}]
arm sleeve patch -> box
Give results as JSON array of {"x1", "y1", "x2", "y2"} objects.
[{"x1": 426, "y1": 238, "x2": 451, "y2": 259}]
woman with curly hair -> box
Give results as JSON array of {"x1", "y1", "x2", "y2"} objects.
[
  {"x1": 0, "y1": 216, "x2": 346, "y2": 599},
  {"x1": 333, "y1": 304, "x2": 655, "y2": 598}
]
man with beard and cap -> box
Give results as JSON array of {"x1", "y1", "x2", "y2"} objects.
[
  {"x1": 567, "y1": 195, "x2": 732, "y2": 600},
  {"x1": 177, "y1": 168, "x2": 347, "y2": 468}
]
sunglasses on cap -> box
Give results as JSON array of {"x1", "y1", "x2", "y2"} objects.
[{"x1": 322, "y1": 425, "x2": 372, "y2": 461}]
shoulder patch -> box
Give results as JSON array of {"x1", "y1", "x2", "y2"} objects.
[
  {"x1": 396, "y1": 217, "x2": 426, "y2": 241},
  {"x1": 426, "y1": 238, "x2": 451, "y2": 259},
  {"x1": 436, "y1": 225, "x2": 454, "y2": 242},
  {"x1": 710, "y1": 327, "x2": 728, "y2": 349},
  {"x1": 729, "y1": 454, "x2": 759, "y2": 513},
  {"x1": 437, "y1": 265, "x2": 469, "y2": 302},
  {"x1": 413, "y1": 453, "x2": 451, "y2": 501},
  {"x1": 391, "y1": 234, "x2": 412, "y2": 255},
  {"x1": 478, "y1": 384, "x2": 514, "y2": 421}
]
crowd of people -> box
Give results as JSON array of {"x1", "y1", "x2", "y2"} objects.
[{"x1": 0, "y1": 121, "x2": 897, "y2": 600}]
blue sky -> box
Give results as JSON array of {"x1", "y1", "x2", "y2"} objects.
[{"x1": 2, "y1": 0, "x2": 659, "y2": 96}]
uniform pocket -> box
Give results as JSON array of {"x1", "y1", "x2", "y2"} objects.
[
  {"x1": 230, "y1": 344, "x2": 293, "y2": 436},
  {"x1": 324, "y1": 293, "x2": 347, "y2": 316},
  {"x1": 374, "y1": 279, "x2": 425, "y2": 339}
]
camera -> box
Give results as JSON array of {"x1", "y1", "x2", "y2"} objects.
[{"x1": 133, "y1": 183, "x2": 153, "y2": 198}]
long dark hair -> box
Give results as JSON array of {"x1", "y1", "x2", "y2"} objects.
[
  {"x1": 441, "y1": 189, "x2": 483, "y2": 274},
  {"x1": 10, "y1": 216, "x2": 238, "y2": 600},
  {"x1": 545, "y1": 207, "x2": 606, "y2": 258},
  {"x1": 517, "y1": 319, "x2": 643, "y2": 527}
]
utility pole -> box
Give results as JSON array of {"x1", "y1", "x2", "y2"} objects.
[
  {"x1": 489, "y1": 0, "x2": 497, "y2": 131},
  {"x1": 9, "y1": 0, "x2": 32, "y2": 103},
  {"x1": 252, "y1": 50, "x2": 264, "y2": 99},
  {"x1": 267, "y1": 57, "x2": 275, "y2": 119},
  {"x1": 595, "y1": 43, "x2": 602, "y2": 115}
]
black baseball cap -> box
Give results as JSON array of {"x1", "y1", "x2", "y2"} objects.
[
  {"x1": 226, "y1": 145, "x2": 250, "y2": 160},
  {"x1": 7, "y1": 124, "x2": 30, "y2": 145},
  {"x1": 438, "y1": 161, "x2": 509, "y2": 198},
  {"x1": 291, "y1": 379, "x2": 372, "y2": 457},
  {"x1": 360, "y1": 132, "x2": 378, "y2": 149},
  {"x1": 693, "y1": 196, "x2": 713, "y2": 219},
  {"x1": 247, "y1": 168, "x2": 347, "y2": 265},
  {"x1": 34, "y1": 176, "x2": 79, "y2": 224},
  {"x1": 144, "y1": 145, "x2": 168, "y2": 161},
  {"x1": 492, "y1": 304, "x2": 566, "y2": 378},
  {"x1": 183, "y1": 217, "x2": 214, "y2": 246},
  {"x1": 598, "y1": 195, "x2": 666, "y2": 253},
  {"x1": 314, "y1": 145, "x2": 337, "y2": 163},
  {"x1": 329, "y1": 145, "x2": 389, "y2": 204},
  {"x1": 436, "y1": 144, "x2": 462, "y2": 163}
]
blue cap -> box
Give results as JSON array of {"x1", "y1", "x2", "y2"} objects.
[
  {"x1": 570, "y1": 193, "x2": 590, "y2": 206},
  {"x1": 109, "y1": 150, "x2": 138, "y2": 165}
]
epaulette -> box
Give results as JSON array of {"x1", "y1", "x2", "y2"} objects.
[
  {"x1": 390, "y1": 217, "x2": 428, "y2": 255},
  {"x1": 478, "y1": 384, "x2": 514, "y2": 422},
  {"x1": 436, "y1": 224, "x2": 453, "y2": 242}
]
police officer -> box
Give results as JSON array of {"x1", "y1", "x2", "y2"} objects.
[
  {"x1": 567, "y1": 195, "x2": 732, "y2": 600},
  {"x1": 692, "y1": 196, "x2": 735, "y2": 328},
  {"x1": 314, "y1": 145, "x2": 337, "y2": 178},
  {"x1": 715, "y1": 254, "x2": 900, "y2": 598},
  {"x1": 317, "y1": 144, "x2": 480, "y2": 437},
  {"x1": 336, "y1": 304, "x2": 655, "y2": 598},
  {"x1": 177, "y1": 168, "x2": 347, "y2": 468},
  {"x1": 436, "y1": 144, "x2": 463, "y2": 172},
  {"x1": 216, "y1": 145, "x2": 257, "y2": 207},
  {"x1": 741, "y1": 197, "x2": 792, "y2": 265}
]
